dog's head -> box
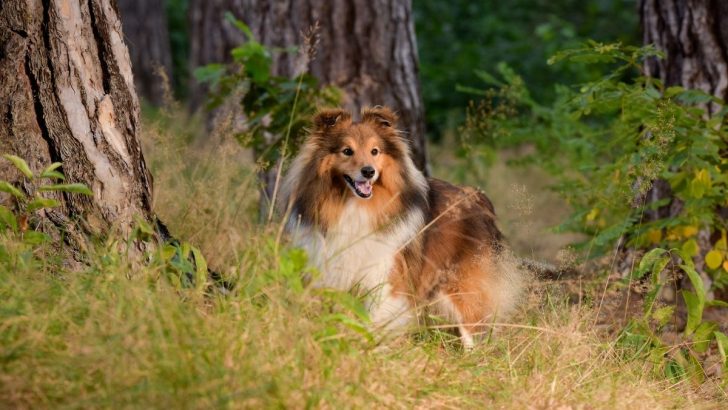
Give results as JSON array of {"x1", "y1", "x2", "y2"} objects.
[{"x1": 310, "y1": 106, "x2": 409, "y2": 200}]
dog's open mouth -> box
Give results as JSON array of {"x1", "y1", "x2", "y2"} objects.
[{"x1": 343, "y1": 175, "x2": 373, "y2": 199}]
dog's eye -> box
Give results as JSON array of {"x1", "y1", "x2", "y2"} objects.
[
  {"x1": 342, "y1": 148, "x2": 354, "y2": 156},
  {"x1": 371, "y1": 148, "x2": 379, "y2": 156}
]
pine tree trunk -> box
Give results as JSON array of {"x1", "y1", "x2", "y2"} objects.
[
  {"x1": 117, "y1": 0, "x2": 174, "y2": 106},
  {"x1": 188, "y1": 0, "x2": 429, "y2": 173},
  {"x1": 0, "y1": 0, "x2": 154, "y2": 245},
  {"x1": 641, "y1": 0, "x2": 728, "y2": 114}
]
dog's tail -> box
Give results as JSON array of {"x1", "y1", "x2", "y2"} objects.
[{"x1": 517, "y1": 257, "x2": 576, "y2": 280}]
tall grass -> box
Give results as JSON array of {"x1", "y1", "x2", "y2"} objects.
[{"x1": 0, "y1": 109, "x2": 725, "y2": 408}]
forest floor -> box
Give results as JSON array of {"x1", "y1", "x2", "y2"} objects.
[{"x1": 1, "y1": 109, "x2": 726, "y2": 408}]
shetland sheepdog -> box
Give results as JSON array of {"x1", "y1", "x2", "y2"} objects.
[{"x1": 281, "y1": 106, "x2": 524, "y2": 348}]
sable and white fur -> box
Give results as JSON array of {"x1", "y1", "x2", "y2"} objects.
[{"x1": 281, "y1": 107, "x2": 524, "y2": 348}]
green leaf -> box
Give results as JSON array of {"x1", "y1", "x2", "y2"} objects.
[
  {"x1": 643, "y1": 283, "x2": 663, "y2": 317},
  {"x1": 40, "y1": 170, "x2": 65, "y2": 180},
  {"x1": 193, "y1": 64, "x2": 226, "y2": 86},
  {"x1": 692, "y1": 321, "x2": 717, "y2": 353},
  {"x1": 455, "y1": 84, "x2": 489, "y2": 96},
  {"x1": 665, "y1": 358, "x2": 686, "y2": 382},
  {"x1": 634, "y1": 248, "x2": 666, "y2": 279},
  {"x1": 674, "y1": 248, "x2": 696, "y2": 269},
  {"x1": 136, "y1": 217, "x2": 155, "y2": 236},
  {"x1": 473, "y1": 69, "x2": 504, "y2": 86},
  {"x1": 22, "y1": 230, "x2": 49, "y2": 245},
  {"x1": 159, "y1": 244, "x2": 177, "y2": 261},
  {"x1": 321, "y1": 313, "x2": 373, "y2": 344},
  {"x1": 706, "y1": 300, "x2": 728, "y2": 308},
  {"x1": 190, "y1": 246, "x2": 208, "y2": 292},
  {"x1": 681, "y1": 264, "x2": 706, "y2": 304},
  {"x1": 26, "y1": 197, "x2": 60, "y2": 213},
  {"x1": 676, "y1": 89, "x2": 715, "y2": 105},
  {"x1": 683, "y1": 350, "x2": 705, "y2": 384},
  {"x1": 652, "y1": 256, "x2": 670, "y2": 281},
  {"x1": 180, "y1": 242, "x2": 191, "y2": 260},
  {"x1": 714, "y1": 331, "x2": 728, "y2": 369},
  {"x1": 3, "y1": 154, "x2": 33, "y2": 178},
  {"x1": 0, "y1": 205, "x2": 18, "y2": 232},
  {"x1": 38, "y1": 183, "x2": 93, "y2": 196},
  {"x1": 664, "y1": 86, "x2": 685, "y2": 98},
  {"x1": 224, "y1": 11, "x2": 254, "y2": 39},
  {"x1": 230, "y1": 42, "x2": 271, "y2": 83},
  {"x1": 688, "y1": 169, "x2": 712, "y2": 199},
  {"x1": 42, "y1": 162, "x2": 62, "y2": 174},
  {"x1": 681, "y1": 239, "x2": 699, "y2": 258},
  {"x1": 0, "y1": 181, "x2": 25, "y2": 199},
  {"x1": 682, "y1": 290, "x2": 703, "y2": 336}
]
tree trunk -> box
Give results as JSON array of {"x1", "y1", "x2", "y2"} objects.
[
  {"x1": 0, "y1": 0, "x2": 154, "y2": 244},
  {"x1": 117, "y1": 0, "x2": 173, "y2": 106},
  {"x1": 641, "y1": 0, "x2": 728, "y2": 115},
  {"x1": 188, "y1": 0, "x2": 429, "y2": 173},
  {"x1": 639, "y1": 0, "x2": 728, "y2": 287}
]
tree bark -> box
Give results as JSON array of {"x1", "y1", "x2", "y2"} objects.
[
  {"x1": 188, "y1": 0, "x2": 429, "y2": 173},
  {"x1": 117, "y1": 0, "x2": 174, "y2": 106},
  {"x1": 0, "y1": 0, "x2": 154, "y2": 242},
  {"x1": 640, "y1": 0, "x2": 728, "y2": 114}
]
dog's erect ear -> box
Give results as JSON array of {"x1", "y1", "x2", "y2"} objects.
[
  {"x1": 313, "y1": 108, "x2": 351, "y2": 131},
  {"x1": 362, "y1": 106, "x2": 398, "y2": 128}
]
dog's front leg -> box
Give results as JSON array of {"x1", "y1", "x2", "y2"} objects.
[{"x1": 368, "y1": 285, "x2": 415, "y2": 334}]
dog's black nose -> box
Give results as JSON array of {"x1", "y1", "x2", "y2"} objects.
[{"x1": 361, "y1": 166, "x2": 375, "y2": 179}]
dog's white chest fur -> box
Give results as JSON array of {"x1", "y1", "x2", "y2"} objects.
[{"x1": 291, "y1": 202, "x2": 423, "y2": 297}]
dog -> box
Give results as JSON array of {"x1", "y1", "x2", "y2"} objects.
[{"x1": 281, "y1": 106, "x2": 524, "y2": 348}]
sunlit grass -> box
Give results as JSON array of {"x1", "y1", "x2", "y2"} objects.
[{"x1": 0, "y1": 109, "x2": 725, "y2": 408}]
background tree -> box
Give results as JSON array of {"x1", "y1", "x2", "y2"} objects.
[
  {"x1": 117, "y1": 0, "x2": 174, "y2": 105},
  {"x1": 188, "y1": 0, "x2": 429, "y2": 172},
  {"x1": 0, "y1": 0, "x2": 154, "y2": 246},
  {"x1": 640, "y1": 0, "x2": 728, "y2": 114}
]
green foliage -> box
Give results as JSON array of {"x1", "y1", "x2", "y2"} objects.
[
  {"x1": 461, "y1": 42, "x2": 727, "y2": 261},
  {"x1": 195, "y1": 15, "x2": 340, "y2": 167},
  {"x1": 618, "y1": 248, "x2": 728, "y2": 383},
  {"x1": 0, "y1": 156, "x2": 94, "y2": 268},
  {"x1": 414, "y1": 0, "x2": 639, "y2": 138},
  {"x1": 0, "y1": 155, "x2": 92, "y2": 242}
]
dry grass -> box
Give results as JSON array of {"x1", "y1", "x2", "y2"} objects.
[{"x1": 0, "y1": 109, "x2": 725, "y2": 408}]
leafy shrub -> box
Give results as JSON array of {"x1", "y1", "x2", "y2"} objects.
[
  {"x1": 462, "y1": 42, "x2": 727, "y2": 269},
  {"x1": 0, "y1": 155, "x2": 92, "y2": 247},
  {"x1": 195, "y1": 14, "x2": 340, "y2": 169},
  {"x1": 619, "y1": 247, "x2": 728, "y2": 382}
]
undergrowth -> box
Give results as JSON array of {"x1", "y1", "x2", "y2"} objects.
[
  {"x1": 1, "y1": 231, "x2": 721, "y2": 408},
  {"x1": 0, "y1": 107, "x2": 725, "y2": 408}
]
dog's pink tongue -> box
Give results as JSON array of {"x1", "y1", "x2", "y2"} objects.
[{"x1": 355, "y1": 180, "x2": 372, "y2": 195}]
